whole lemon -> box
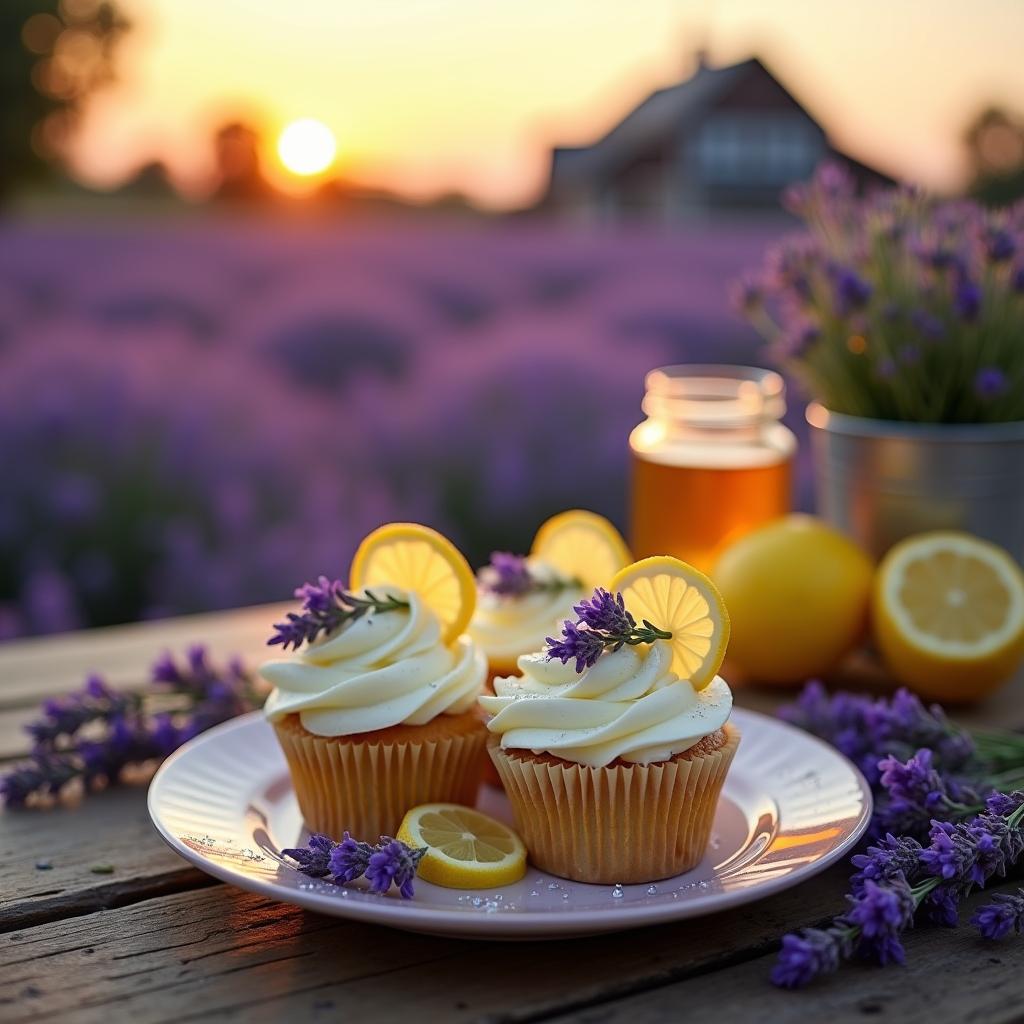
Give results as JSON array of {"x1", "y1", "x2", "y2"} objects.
[{"x1": 712, "y1": 515, "x2": 873, "y2": 684}]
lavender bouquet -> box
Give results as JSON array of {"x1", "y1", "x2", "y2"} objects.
[
  {"x1": 1, "y1": 646, "x2": 261, "y2": 806},
  {"x1": 736, "y1": 164, "x2": 1024, "y2": 423},
  {"x1": 774, "y1": 682, "x2": 1024, "y2": 987}
]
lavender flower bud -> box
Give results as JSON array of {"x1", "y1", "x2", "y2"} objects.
[
  {"x1": 479, "y1": 552, "x2": 534, "y2": 598},
  {"x1": 573, "y1": 588, "x2": 634, "y2": 634},
  {"x1": 545, "y1": 621, "x2": 607, "y2": 673},
  {"x1": 282, "y1": 833, "x2": 337, "y2": 878},
  {"x1": 771, "y1": 926, "x2": 852, "y2": 988},
  {"x1": 832, "y1": 267, "x2": 872, "y2": 315},
  {"x1": 974, "y1": 367, "x2": 1009, "y2": 401},
  {"x1": 985, "y1": 228, "x2": 1016, "y2": 263},
  {"x1": 922, "y1": 884, "x2": 961, "y2": 927},
  {"x1": 152, "y1": 652, "x2": 183, "y2": 685},
  {"x1": 364, "y1": 838, "x2": 426, "y2": 899},
  {"x1": 329, "y1": 833, "x2": 374, "y2": 883},
  {"x1": 953, "y1": 278, "x2": 982, "y2": 322},
  {"x1": 986, "y1": 791, "x2": 1024, "y2": 816},
  {"x1": 972, "y1": 890, "x2": 1024, "y2": 940},
  {"x1": 269, "y1": 578, "x2": 408, "y2": 650},
  {"x1": 920, "y1": 820, "x2": 979, "y2": 883},
  {"x1": 844, "y1": 878, "x2": 915, "y2": 964},
  {"x1": 851, "y1": 834, "x2": 922, "y2": 889}
]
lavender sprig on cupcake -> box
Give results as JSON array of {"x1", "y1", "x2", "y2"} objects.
[
  {"x1": 282, "y1": 831, "x2": 426, "y2": 899},
  {"x1": 545, "y1": 587, "x2": 672, "y2": 672},
  {"x1": 478, "y1": 552, "x2": 580, "y2": 599},
  {"x1": 268, "y1": 576, "x2": 409, "y2": 650}
]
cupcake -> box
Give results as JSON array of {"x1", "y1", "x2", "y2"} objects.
[
  {"x1": 469, "y1": 510, "x2": 631, "y2": 786},
  {"x1": 480, "y1": 557, "x2": 738, "y2": 884},
  {"x1": 469, "y1": 509, "x2": 632, "y2": 680},
  {"x1": 262, "y1": 523, "x2": 488, "y2": 840}
]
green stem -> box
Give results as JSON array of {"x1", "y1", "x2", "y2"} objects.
[
  {"x1": 605, "y1": 623, "x2": 673, "y2": 650},
  {"x1": 528, "y1": 575, "x2": 583, "y2": 596}
]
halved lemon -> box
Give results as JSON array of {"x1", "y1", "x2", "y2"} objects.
[
  {"x1": 349, "y1": 523, "x2": 476, "y2": 644},
  {"x1": 611, "y1": 556, "x2": 730, "y2": 690},
  {"x1": 873, "y1": 531, "x2": 1024, "y2": 702},
  {"x1": 531, "y1": 509, "x2": 632, "y2": 590},
  {"x1": 396, "y1": 803, "x2": 527, "y2": 889}
]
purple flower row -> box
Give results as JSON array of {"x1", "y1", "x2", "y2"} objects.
[{"x1": 0, "y1": 219, "x2": 799, "y2": 640}]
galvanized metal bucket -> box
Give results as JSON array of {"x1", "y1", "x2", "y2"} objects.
[{"x1": 806, "y1": 403, "x2": 1024, "y2": 562}]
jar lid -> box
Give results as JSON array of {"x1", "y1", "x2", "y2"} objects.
[{"x1": 643, "y1": 364, "x2": 786, "y2": 428}]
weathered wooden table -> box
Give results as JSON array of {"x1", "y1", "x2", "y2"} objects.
[{"x1": 3, "y1": 606, "x2": 1024, "y2": 1023}]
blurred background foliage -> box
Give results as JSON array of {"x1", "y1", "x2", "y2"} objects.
[
  {"x1": 1, "y1": 1, "x2": 129, "y2": 201},
  {"x1": 2, "y1": 2, "x2": 1024, "y2": 639}
]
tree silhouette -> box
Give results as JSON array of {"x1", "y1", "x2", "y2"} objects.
[
  {"x1": 212, "y1": 122, "x2": 272, "y2": 202},
  {"x1": 965, "y1": 106, "x2": 1024, "y2": 206},
  {"x1": 0, "y1": 0, "x2": 129, "y2": 202}
]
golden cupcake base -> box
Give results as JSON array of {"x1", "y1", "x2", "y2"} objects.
[
  {"x1": 488, "y1": 723, "x2": 740, "y2": 884},
  {"x1": 273, "y1": 710, "x2": 488, "y2": 840}
]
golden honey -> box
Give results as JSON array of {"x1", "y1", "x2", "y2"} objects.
[{"x1": 629, "y1": 366, "x2": 796, "y2": 572}]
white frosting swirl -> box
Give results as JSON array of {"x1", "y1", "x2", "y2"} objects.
[
  {"x1": 262, "y1": 588, "x2": 486, "y2": 737},
  {"x1": 469, "y1": 559, "x2": 587, "y2": 667},
  {"x1": 478, "y1": 642, "x2": 732, "y2": 768}
]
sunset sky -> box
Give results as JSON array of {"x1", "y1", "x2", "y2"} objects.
[{"x1": 72, "y1": 0, "x2": 1024, "y2": 208}]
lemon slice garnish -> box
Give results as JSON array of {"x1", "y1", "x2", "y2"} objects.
[
  {"x1": 396, "y1": 803, "x2": 527, "y2": 889},
  {"x1": 873, "y1": 531, "x2": 1024, "y2": 701},
  {"x1": 610, "y1": 555, "x2": 730, "y2": 690},
  {"x1": 531, "y1": 509, "x2": 632, "y2": 590},
  {"x1": 349, "y1": 523, "x2": 476, "y2": 645}
]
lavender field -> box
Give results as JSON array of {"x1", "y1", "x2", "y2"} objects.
[{"x1": 0, "y1": 216, "x2": 798, "y2": 639}]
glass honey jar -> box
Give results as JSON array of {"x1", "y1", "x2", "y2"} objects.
[{"x1": 629, "y1": 365, "x2": 796, "y2": 572}]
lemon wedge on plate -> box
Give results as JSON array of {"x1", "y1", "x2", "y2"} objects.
[
  {"x1": 349, "y1": 523, "x2": 476, "y2": 644},
  {"x1": 531, "y1": 509, "x2": 632, "y2": 590},
  {"x1": 611, "y1": 556, "x2": 730, "y2": 690},
  {"x1": 397, "y1": 804, "x2": 527, "y2": 889},
  {"x1": 873, "y1": 531, "x2": 1024, "y2": 702}
]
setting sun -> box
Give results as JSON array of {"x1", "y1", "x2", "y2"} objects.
[{"x1": 277, "y1": 118, "x2": 337, "y2": 177}]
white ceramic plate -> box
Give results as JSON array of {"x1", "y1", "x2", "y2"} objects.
[{"x1": 148, "y1": 708, "x2": 871, "y2": 939}]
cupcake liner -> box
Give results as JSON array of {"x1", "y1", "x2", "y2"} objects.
[
  {"x1": 273, "y1": 712, "x2": 488, "y2": 840},
  {"x1": 489, "y1": 723, "x2": 740, "y2": 884}
]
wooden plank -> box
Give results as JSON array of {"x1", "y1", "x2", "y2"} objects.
[
  {"x1": 540, "y1": 879, "x2": 1024, "y2": 1024},
  {"x1": 0, "y1": 786, "x2": 211, "y2": 932},
  {"x1": 3, "y1": 607, "x2": 1024, "y2": 1023},
  {"x1": 0, "y1": 603, "x2": 288, "y2": 708},
  {"x1": 0, "y1": 706, "x2": 34, "y2": 762},
  {"x1": 0, "y1": 865, "x2": 860, "y2": 1024}
]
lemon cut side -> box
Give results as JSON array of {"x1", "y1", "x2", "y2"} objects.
[
  {"x1": 349, "y1": 523, "x2": 476, "y2": 644},
  {"x1": 873, "y1": 531, "x2": 1024, "y2": 701},
  {"x1": 611, "y1": 555, "x2": 730, "y2": 690},
  {"x1": 531, "y1": 509, "x2": 632, "y2": 591},
  {"x1": 397, "y1": 803, "x2": 527, "y2": 889}
]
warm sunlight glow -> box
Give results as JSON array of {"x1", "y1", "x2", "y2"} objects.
[
  {"x1": 277, "y1": 119, "x2": 337, "y2": 177},
  {"x1": 68, "y1": 0, "x2": 1024, "y2": 206}
]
